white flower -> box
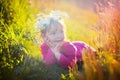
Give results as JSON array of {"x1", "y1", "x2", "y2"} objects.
[
  {"x1": 35, "y1": 10, "x2": 69, "y2": 31},
  {"x1": 49, "y1": 10, "x2": 68, "y2": 20},
  {"x1": 35, "y1": 17, "x2": 50, "y2": 31}
]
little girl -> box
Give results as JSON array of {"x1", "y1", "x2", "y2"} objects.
[{"x1": 35, "y1": 11, "x2": 96, "y2": 69}]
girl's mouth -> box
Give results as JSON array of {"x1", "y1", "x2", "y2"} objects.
[
  {"x1": 54, "y1": 39, "x2": 64, "y2": 42},
  {"x1": 54, "y1": 40, "x2": 62, "y2": 43}
]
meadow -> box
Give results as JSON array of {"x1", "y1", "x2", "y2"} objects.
[{"x1": 0, "y1": 0, "x2": 120, "y2": 80}]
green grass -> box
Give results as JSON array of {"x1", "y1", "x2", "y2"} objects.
[{"x1": 1, "y1": 0, "x2": 120, "y2": 80}]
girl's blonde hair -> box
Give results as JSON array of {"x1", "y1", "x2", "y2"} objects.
[{"x1": 35, "y1": 10, "x2": 68, "y2": 34}]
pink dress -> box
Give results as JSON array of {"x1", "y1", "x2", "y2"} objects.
[{"x1": 40, "y1": 41, "x2": 95, "y2": 69}]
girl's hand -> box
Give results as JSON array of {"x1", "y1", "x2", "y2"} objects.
[
  {"x1": 51, "y1": 42, "x2": 64, "y2": 60},
  {"x1": 52, "y1": 41, "x2": 63, "y2": 53}
]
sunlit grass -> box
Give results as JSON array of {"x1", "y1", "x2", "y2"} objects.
[{"x1": 1, "y1": 0, "x2": 120, "y2": 80}]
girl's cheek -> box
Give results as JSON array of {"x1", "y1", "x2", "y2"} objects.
[
  {"x1": 46, "y1": 38, "x2": 53, "y2": 46},
  {"x1": 46, "y1": 38, "x2": 50, "y2": 43},
  {"x1": 44, "y1": 37, "x2": 50, "y2": 44}
]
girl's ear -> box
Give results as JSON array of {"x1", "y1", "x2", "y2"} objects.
[
  {"x1": 41, "y1": 33, "x2": 45, "y2": 40},
  {"x1": 41, "y1": 33, "x2": 45, "y2": 38},
  {"x1": 41, "y1": 33, "x2": 47, "y2": 41},
  {"x1": 41, "y1": 34, "x2": 49, "y2": 43}
]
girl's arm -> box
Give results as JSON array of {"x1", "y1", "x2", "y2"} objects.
[
  {"x1": 58, "y1": 53, "x2": 76, "y2": 69},
  {"x1": 52, "y1": 42, "x2": 77, "y2": 69},
  {"x1": 41, "y1": 42, "x2": 77, "y2": 69},
  {"x1": 41, "y1": 43, "x2": 56, "y2": 65},
  {"x1": 73, "y1": 41, "x2": 97, "y2": 61}
]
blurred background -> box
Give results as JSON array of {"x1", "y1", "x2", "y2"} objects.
[
  {"x1": 0, "y1": 0, "x2": 120, "y2": 80},
  {"x1": 31, "y1": 0, "x2": 99, "y2": 46}
]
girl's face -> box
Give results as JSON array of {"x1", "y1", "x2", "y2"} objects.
[{"x1": 44, "y1": 23, "x2": 65, "y2": 48}]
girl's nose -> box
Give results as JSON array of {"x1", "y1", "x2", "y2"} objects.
[
  {"x1": 56, "y1": 34, "x2": 60, "y2": 38},
  {"x1": 56, "y1": 33, "x2": 64, "y2": 39}
]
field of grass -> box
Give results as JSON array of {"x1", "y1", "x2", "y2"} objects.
[{"x1": 0, "y1": 0, "x2": 120, "y2": 80}]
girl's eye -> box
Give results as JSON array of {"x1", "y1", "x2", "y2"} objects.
[{"x1": 61, "y1": 30, "x2": 63, "y2": 33}]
